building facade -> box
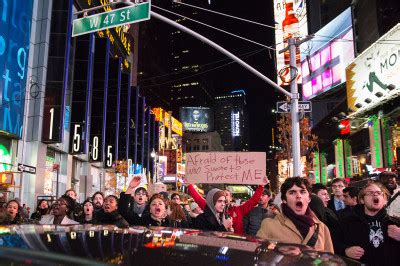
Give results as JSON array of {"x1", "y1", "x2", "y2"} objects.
[
  {"x1": 213, "y1": 90, "x2": 249, "y2": 151},
  {"x1": 0, "y1": 0, "x2": 157, "y2": 209}
]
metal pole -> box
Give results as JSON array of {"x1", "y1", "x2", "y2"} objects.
[
  {"x1": 288, "y1": 38, "x2": 301, "y2": 177},
  {"x1": 150, "y1": 11, "x2": 291, "y2": 98},
  {"x1": 141, "y1": 97, "x2": 146, "y2": 170},
  {"x1": 56, "y1": 168, "x2": 59, "y2": 198},
  {"x1": 146, "y1": 106, "x2": 151, "y2": 177}
]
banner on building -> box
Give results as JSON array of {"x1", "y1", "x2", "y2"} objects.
[
  {"x1": 0, "y1": 0, "x2": 34, "y2": 137},
  {"x1": 273, "y1": 0, "x2": 308, "y2": 86},
  {"x1": 180, "y1": 107, "x2": 214, "y2": 132},
  {"x1": 334, "y1": 139, "x2": 345, "y2": 178},
  {"x1": 369, "y1": 116, "x2": 384, "y2": 168},
  {"x1": 346, "y1": 23, "x2": 400, "y2": 112},
  {"x1": 300, "y1": 7, "x2": 354, "y2": 100}
]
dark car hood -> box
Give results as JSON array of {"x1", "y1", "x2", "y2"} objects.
[{"x1": 0, "y1": 225, "x2": 357, "y2": 265}]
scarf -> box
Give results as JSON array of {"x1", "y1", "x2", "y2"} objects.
[
  {"x1": 133, "y1": 202, "x2": 146, "y2": 217},
  {"x1": 282, "y1": 203, "x2": 315, "y2": 239}
]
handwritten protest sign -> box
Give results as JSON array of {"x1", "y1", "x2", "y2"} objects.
[{"x1": 185, "y1": 152, "x2": 267, "y2": 185}]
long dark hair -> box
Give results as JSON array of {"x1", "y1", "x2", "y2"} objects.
[{"x1": 169, "y1": 202, "x2": 187, "y2": 221}]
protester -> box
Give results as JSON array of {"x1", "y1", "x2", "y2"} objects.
[
  {"x1": 140, "y1": 193, "x2": 169, "y2": 227},
  {"x1": 94, "y1": 195, "x2": 129, "y2": 228},
  {"x1": 92, "y1": 191, "x2": 104, "y2": 214},
  {"x1": 188, "y1": 181, "x2": 265, "y2": 234},
  {"x1": 168, "y1": 202, "x2": 189, "y2": 228},
  {"x1": 311, "y1": 183, "x2": 343, "y2": 254},
  {"x1": 39, "y1": 195, "x2": 79, "y2": 225},
  {"x1": 119, "y1": 177, "x2": 149, "y2": 225},
  {"x1": 0, "y1": 200, "x2": 26, "y2": 225},
  {"x1": 188, "y1": 202, "x2": 203, "y2": 218},
  {"x1": 340, "y1": 181, "x2": 396, "y2": 265},
  {"x1": 170, "y1": 192, "x2": 191, "y2": 224},
  {"x1": 21, "y1": 204, "x2": 29, "y2": 219},
  {"x1": 337, "y1": 187, "x2": 360, "y2": 220},
  {"x1": 30, "y1": 199, "x2": 49, "y2": 221},
  {"x1": 193, "y1": 188, "x2": 233, "y2": 232},
  {"x1": 64, "y1": 189, "x2": 83, "y2": 221},
  {"x1": 379, "y1": 171, "x2": 399, "y2": 196},
  {"x1": 327, "y1": 178, "x2": 347, "y2": 214},
  {"x1": 257, "y1": 177, "x2": 334, "y2": 253},
  {"x1": 78, "y1": 199, "x2": 95, "y2": 224},
  {"x1": 244, "y1": 187, "x2": 277, "y2": 236}
]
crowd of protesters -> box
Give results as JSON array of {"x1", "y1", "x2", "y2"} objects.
[{"x1": 0, "y1": 172, "x2": 399, "y2": 265}]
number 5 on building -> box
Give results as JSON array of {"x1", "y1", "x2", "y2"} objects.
[
  {"x1": 106, "y1": 145, "x2": 113, "y2": 167},
  {"x1": 72, "y1": 124, "x2": 81, "y2": 152}
]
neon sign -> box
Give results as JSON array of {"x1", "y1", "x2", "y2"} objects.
[
  {"x1": 231, "y1": 111, "x2": 240, "y2": 137},
  {"x1": 0, "y1": 0, "x2": 34, "y2": 137}
]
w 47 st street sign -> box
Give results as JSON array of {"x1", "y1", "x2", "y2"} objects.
[
  {"x1": 72, "y1": 2, "x2": 150, "y2": 37},
  {"x1": 276, "y1": 101, "x2": 312, "y2": 113}
]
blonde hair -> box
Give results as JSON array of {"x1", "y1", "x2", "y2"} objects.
[{"x1": 358, "y1": 181, "x2": 390, "y2": 201}]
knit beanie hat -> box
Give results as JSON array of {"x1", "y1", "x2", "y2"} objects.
[{"x1": 213, "y1": 190, "x2": 226, "y2": 205}]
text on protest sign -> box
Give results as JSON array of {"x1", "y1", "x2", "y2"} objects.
[{"x1": 185, "y1": 152, "x2": 266, "y2": 185}]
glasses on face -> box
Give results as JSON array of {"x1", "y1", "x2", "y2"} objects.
[{"x1": 364, "y1": 191, "x2": 383, "y2": 197}]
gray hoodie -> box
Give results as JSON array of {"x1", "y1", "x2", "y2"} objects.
[{"x1": 206, "y1": 188, "x2": 225, "y2": 225}]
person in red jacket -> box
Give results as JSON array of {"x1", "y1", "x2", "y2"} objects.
[{"x1": 188, "y1": 180, "x2": 267, "y2": 235}]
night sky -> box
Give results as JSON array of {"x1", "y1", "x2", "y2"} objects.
[{"x1": 142, "y1": 0, "x2": 283, "y2": 152}]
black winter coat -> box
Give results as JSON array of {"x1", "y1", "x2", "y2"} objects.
[
  {"x1": 94, "y1": 210, "x2": 129, "y2": 228},
  {"x1": 193, "y1": 206, "x2": 227, "y2": 232},
  {"x1": 118, "y1": 192, "x2": 150, "y2": 225},
  {"x1": 340, "y1": 205, "x2": 389, "y2": 266},
  {"x1": 140, "y1": 214, "x2": 169, "y2": 227},
  {"x1": 243, "y1": 206, "x2": 275, "y2": 236}
]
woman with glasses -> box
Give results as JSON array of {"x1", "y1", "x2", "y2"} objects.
[{"x1": 39, "y1": 196, "x2": 79, "y2": 225}]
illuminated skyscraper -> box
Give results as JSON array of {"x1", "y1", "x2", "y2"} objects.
[{"x1": 214, "y1": 90, "x2": 249, "y2": 151}]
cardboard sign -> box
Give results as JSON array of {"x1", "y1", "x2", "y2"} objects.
[{"x1": 185, "y1": 152, "x2": 266, "y2": 185}]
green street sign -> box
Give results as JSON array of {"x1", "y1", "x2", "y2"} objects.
[{"x1": 72, "y1": 2, "x2": 150, "y2": 37}]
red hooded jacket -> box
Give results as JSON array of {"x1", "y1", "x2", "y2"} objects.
[{"x1": 188, "y1": 184, "x2": 264, "y2": 235}]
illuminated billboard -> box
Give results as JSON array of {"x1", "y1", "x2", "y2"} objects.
[
  {"x1": 180, "y1": 107, "x2": 214, "y2": 132},
  {"x1": 0, "y1": 0, "x2": 34, "y2": 137},
  {"x1": 300, "y1": 7, "x2": 355, "y2": 100},
  {"x1": 152, "y1": 107, "x2": 182, "y2": 136},
  {"x1": 274, "y1": 0, "x2": 308, "y2": 86},
  {"x1": 231, "y1": 110, "x2": 241, "y2": 137},
  {"x1": 346, "y1": 23, "x2": 400, "y2": 112}
]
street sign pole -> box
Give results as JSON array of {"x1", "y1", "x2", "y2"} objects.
[{"x1": 289, "y1": 38, "x2": 301, "y2": 177}]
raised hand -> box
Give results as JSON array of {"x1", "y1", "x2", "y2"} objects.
[{"x1": 126, "y1": 176, "x2": 141, "y2": 194}]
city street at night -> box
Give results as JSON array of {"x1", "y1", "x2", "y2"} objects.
[{"x1": 0, "y1": 0, "x2": 399, "y2": 265}]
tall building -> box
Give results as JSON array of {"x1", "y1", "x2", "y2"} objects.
[
  {"x1": 214, "y1": 90, "x2": 249, "y2": 151},
  {"x1": 138, "y1": 0, "x2": 216, "y2": 115}
]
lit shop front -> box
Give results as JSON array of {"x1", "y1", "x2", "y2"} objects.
[
  {"x1": 153, "y1": 108, "x2": 183, "y2": 185},
  {"x1": 345, "y1": 24, "x2": 400, "y2": 174}
]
